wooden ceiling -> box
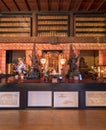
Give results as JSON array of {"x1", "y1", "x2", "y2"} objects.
[{"x1": 0, "y1": 0, "x2": 106, "y2": 13}]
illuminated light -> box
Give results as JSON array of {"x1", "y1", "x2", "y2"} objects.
[
  {"x1": 60, "y1": 58, "x2": 66, "y2": 65},
  {"x1": 40, "y1": 58, "x2": 46, "y2": 65}
]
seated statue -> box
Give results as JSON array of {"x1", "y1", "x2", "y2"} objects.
[{"x1": 16, "y1": 58, "x2": 26, "y2": 74}]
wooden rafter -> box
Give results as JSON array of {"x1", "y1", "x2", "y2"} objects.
[
  {"x1": 45, "y1": 0, "x2": 49, "y2": 11},
  {"x1": 86, "y1": 0, "x2": 95, "y2": 10},
  {"x1": 50, "y1": 0, "x2": 59, "y2": 11},
  {"x1": 38, "y1": 0, "x2": 48, "y2": 11},
  {"x1": 25, "y1": 0, "x2": 31, "y2": 11},
  {"x1": 48, "y1": 0, "x2": 51, "y2": 11},
  {"x1": 1, "y1": 0, "x2": 11, "y2": 11},
  {"x1": 30, "y1": 0, "x2": 39, "y2": 11},
  {"x1": 96, "y1": 0, "x2": 106, "y2": 11},
  {"x1": 69, "y1": 0, "x2": 83, "y2": 11},
  {"x1": 58, "y1": 0, "x2": 61, "y2": 11},
  {"x1": 59, "y1": 0, "x2": 72, "y2": 11},
  {"x1": 75, "y1": 0, "x2": 83, "y2": 11},
  {"x1": 67, "y1": 0, "x2": 72, "y2": 11},
  {"x1": 44, "y1": 0, "x2": 49, "y2": 11},
  {"x1": 13, "y1": 0, "x2": 20, "y2": 11},
  {"x1": 36, "y1": 0, "x2": 40, "y2": 11},
  {"x1": 0, "y1": 0, "x2": 106, "y2": 12}
]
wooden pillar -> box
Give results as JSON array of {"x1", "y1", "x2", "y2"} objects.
[
  {"x1": 70, "y1": 13, "x2": 74, "y2": 36},
  {"x1": 32, "y1": 11, "x2": 36, "y2": 36},
  {"x1": 0, "y1": 50, "x2": 2, "y2": 73},
  {"x1": 99, "y1": 50, "x2": 104, "y2": 65},
  {"x1": 26, "y1": 50, "x2": 33, "y2": 66},
  {"x1": 100, "y1": 50, "x2": 106, "y2": 65},
  {"x1": 1, "y1": 50, "x2": 6, "y2": 74},
  {"x1": 103, "y1": 50, "x2": 106, "y2": 65}
]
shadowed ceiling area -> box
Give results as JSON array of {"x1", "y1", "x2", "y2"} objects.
[{"x1": 0, "y1": 0, "x2": 106, "y2": 13}]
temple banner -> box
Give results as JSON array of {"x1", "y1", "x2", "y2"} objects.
[
  {"x1": 28, "y1": 91, "x2": 52, "y2": 107},
  {"x1": 86, "y1": 91, "x2": 106, "y2": 106},
  {"x1": 0, "y1": 92, "x2": 20, "y2": 108},
  {"x1": 53, "y1": 92, "x2": 79, "y2": 108}
]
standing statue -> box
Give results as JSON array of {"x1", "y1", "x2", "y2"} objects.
[
  {"x1": 69, "y1": 53, "x2": 79, "y2": 72},
  {"x1": 29, "y1": 53, "x2": 38, "y2": 68},
  {"x1": 28, "y1": 43, "x2": 40, "y2": 79},
  {"x1": 68, "y1": 44, "x2": 79, "y2": 79}
]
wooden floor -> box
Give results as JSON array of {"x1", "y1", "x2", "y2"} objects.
[{"x1": 0, "y1": 110, "x2": 106, "y2": 130}]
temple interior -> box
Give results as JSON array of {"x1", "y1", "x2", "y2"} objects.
[{"x1": 0, "y1": 1, "x2": 106, "y2": 130}]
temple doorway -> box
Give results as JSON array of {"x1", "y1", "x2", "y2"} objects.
[
  {"x1": 80, "y1": 50, "x2": 99, "y2": 67},
  {"x1": 6, "y1": 50, "x2": 25, "y2": 74},
  {"x1": 42, "y1": 50, "x2": 63, "y2": 73}
]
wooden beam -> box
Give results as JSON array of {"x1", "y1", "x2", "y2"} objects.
[{"x1": 0, "y1": 36, "x2": 105, "y2": 43}]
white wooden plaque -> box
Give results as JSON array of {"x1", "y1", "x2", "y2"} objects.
[
  {"x1": 54, "y1": 92, "x2": 78, "y2": 108},
  {"x1": 86, "y1": 91, "x2": 106, "y2": 106},
  {"x1": 28, "y1": 91, "x2": 52, "y2": 107},
  {"x1": 0, "y1": 92, "x2": 20, "y2": 107}
]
